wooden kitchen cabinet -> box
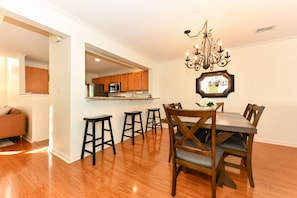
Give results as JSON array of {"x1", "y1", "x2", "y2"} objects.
[
  {"x1": 141, "y1": 70, "x2": 148, "y2": 90},
  {"x1": 104, "y1": 77, "x2": 110, "y2": 92},
  {"x1": 92, "y1": 70, "x2": 148, "y2": 92},
  {"x1": 25, "y1": 66, "x2": 49, "y2": 94},
  {"x1": 92, "y1": 77, "x2": 105, "y2": 85},
  {"x1": 134, "y1": 70, "x2": 148, "y2": 91},
  {"x1": 127, "y1": 72, "x2": 135, "y2": 91},
  {"x1": 134, "y1": 72, "x2": 142, "y2": 90},
  {"x1": 121, "y1": 73, "x2": 127, "y2": 91},
  {"x1": 110, "y1": 74, "x2": 121, "y2": 83}
]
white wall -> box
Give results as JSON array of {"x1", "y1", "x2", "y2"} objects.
[{"x1": 158, "y1": 37, "x2": 297, "y2": 147}]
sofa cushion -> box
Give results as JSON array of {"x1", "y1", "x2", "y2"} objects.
[
  {"x1": 10, "y1": 108, "x2": 21, "y2": 114},
  {"x1": 0, "y1": 106, "x2": 12, "y2": 115}
]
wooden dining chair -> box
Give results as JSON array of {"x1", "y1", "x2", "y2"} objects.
[
  {"x1": 216, "y1": 102, "x2": 224, "y2": 112},
  {"x1": 163, "y1": 103, "x2": 183, "y2": 162},
  {"x1": 166, "y1": 108, "x2": 224, "y2": 198},
  {"x1": 243, "y1": 103, "x2": 253, "y2": 120},
  {"x1": 219, "y1": 104, "x2": 265, "y2": 187}
]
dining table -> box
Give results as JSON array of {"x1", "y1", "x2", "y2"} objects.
[
  {"x1": 179, "y1": 111, "x2": 257, "y2": 145},
  {"x1": 162, "y1": 111, "x2": 257, "y2": 189}
]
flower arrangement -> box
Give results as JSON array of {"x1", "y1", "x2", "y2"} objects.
[{"x1": 196, "y1": 98, "x2": 217, "y2": 108}]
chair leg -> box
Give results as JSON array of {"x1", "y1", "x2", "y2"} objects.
[
  {"x1": 247, "y1": 155, "x2": 254, "y2": 187},
  {"x1": 145, "y1": 111, "x2": 150, "y2": 132},
  {"x1": 92, "y1": 121, "x2": 96, "y2": 165},
  {"x1": 139, "y1": 114, "x2": 144, "y2": 140},
  {"x1": 81, "y1": 121, "x2": 89, "y2": 159},
  {"x1": 157, "y1": 109, "x2": 162, "y2": 130},
  {"x1": 121, "y1": 114, "x2": 128, "y2": 142},
  {"x1": 171, "y1": 162, "x2": 177, "y2": 196},
  {"x1": 108, "y1": 118, "x2": 116, "y2": 155}
]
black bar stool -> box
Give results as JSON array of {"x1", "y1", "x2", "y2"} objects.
[
  {"x1": 81, "y1": 115, "x2": 116, "y2": 165},
  {"x1": 145, "y1": 108, "x2": 162, "y2": 133},
  {"x1": 121, "y1": 111, "x2": 144, "y2": 145}
]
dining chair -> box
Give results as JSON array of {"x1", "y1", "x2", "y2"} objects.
[
  {"x1": 243, "y1": 103, "x2": 253, "y2": 120},
  {"x1": 171, "y1": 102, "x2": 183, "y2": 109},
  {"x1": 216, "y1": 102, "x2": 224, "y2": 112},
  {"x1": 166, "y1": 107, "x2": 224, "y2": 198},
  {"x1": 219, "y1": 104, "x2": 265, "y2": 187},
  {"x1": 163, "y1": 103, "x2": 183, "y2": 162}
]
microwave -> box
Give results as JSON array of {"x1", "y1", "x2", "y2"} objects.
[{"x1": 109, "y1": 82, "x2": 121, "y2": 93}]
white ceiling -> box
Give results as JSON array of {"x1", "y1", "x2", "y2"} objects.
[{"x1": 1, "y1": 0, "x2": 297, "y2": 72}]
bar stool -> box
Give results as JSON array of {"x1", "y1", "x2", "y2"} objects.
[
  {"x1": 145, "y1": 108, "x2": 162, "y2": 133},
  {"x1": 81, "y1": 115, "x2": 116, "y2": 165},
  {"x1": 121, "y1": 111, "x2": 144, "y2": 145}
]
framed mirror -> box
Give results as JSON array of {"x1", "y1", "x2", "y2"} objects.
[{"x1": 196, "y1": 70, "x2": 234, "y2": 98}]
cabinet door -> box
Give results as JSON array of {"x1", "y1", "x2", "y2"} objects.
[
  {"x1": 25, "y1": 66, "x2": 49, "y2": 94},
  {"x1": 141, "y1": 70, "x2": 148, "y2": 91},
  {"x1": 92, "y1": 77, "x2": 105, "y2": 85},
  {"x1": 110, "y1": 74, "x2": 121, "y2": 83},
  {"x1": 127, "y1": 72, "x2": 135, "y2": 91},
  {"x1": 134, "y1": 72, "x2": 142, "y2": 91},
  {"x1": 121, "y1": 74, "x2": 127, "y2": 91},
  {"x1": 104, "y1": 77, "x2": 110, "y2": 92}
]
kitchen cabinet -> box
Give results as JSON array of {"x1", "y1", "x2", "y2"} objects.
[
  {"x1": 92, "y1": 77, "x2": 104, "y2": 85},
  {"x1": 134, "y1": 70, "x2": 148, "y2": 91},
  {"x1": 25, "y1": 66, "x2": 49, "y2": 94},
  {"x1": 127, "y1": 72, "x2": 135, "y2": 91},
  {"x1": 104, "y1": 77, "x2": 110, "y2": 92},
  {"x1": 110, "y1": 74, "x2": 121, "y2": 83},
  {"x1": 92, "y1": 70, "x2": 148, "y2": 92},
  {"x1": 141, "y1": 70, "x2": 148, "y2": 90},
  {"x1": 92, "y1": 77, "x2": 109, "y2": 92},
  {"x1": 121, "y1": 74, "x2": 127, "y2": 91}
]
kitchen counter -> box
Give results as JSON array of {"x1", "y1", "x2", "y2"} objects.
[{"x1": 86, "y1": 96, "x2": 159, "y2": 100}]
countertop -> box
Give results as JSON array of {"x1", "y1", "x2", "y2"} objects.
[{"x1": 86, "y1": 96, "x2": 159, "y2": 100}]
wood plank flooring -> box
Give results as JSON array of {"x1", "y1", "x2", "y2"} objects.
[{"x1": 1, "y1": 129, "x2": 297, "y2": 198}]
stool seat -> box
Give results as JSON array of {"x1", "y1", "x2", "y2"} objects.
[
  {"x1": 81, "y1": 114, "x2": 116, "y2": 165},
  {"x1": 121, "y1": 111, "x2": 144, "y2": 145},
  {"x1": 145, "y1": 108, "x2": 162, "y2": 133},
  {"x1": 83, "y1": 115, "x2": 112, "y2": 121},
  {"x1": 124, "y1": 111, "x2": 142, "y2": 115}
]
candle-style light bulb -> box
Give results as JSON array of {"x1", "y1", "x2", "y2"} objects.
[{"x1": 195, "y1": 44, "x2": 199, "y2": 49}]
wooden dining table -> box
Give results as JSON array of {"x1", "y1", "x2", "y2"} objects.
[
  {"x1": 179, "y1": 112, "x2": 257, "y2": 145},
  {"x1": 162, "y1": 111, "x2": 257, "y2": 189}
]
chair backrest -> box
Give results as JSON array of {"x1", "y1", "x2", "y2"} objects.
[
  {"x1": 216, "y1": 102, "x2": 224, "y2": 112},
  {"x1": 249, "y1": 104, "x2": 265, "y2": 127},
  {"x1": 243, "y1": 103, "x2": 253, "y2": 120},
  {"x1": 163, "y1": 102, "x2": 183, "y2": 120},
  {"x1": 166, "y1": 108, "x2": 217, "y2": 168},
  {"x1": 171, "y1": 102, "x2": 183, "y2": 109}
]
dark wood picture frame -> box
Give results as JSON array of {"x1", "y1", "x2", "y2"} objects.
[{"x1": 196, "y1": 70, "x2": 234, "y2": 98}]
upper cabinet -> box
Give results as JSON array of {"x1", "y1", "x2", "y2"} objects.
[
  {"x1": 25, "y1": 66, "x2": 49, "y2": 94},
  {"x1": 92, "y1": 70, "x2": 148, "y2": 92},
  {"x1": 121, "y1": 73, "x2": 127, "y2": 92},
  {"x1": 133, "y1": 70, "x2": 148, "y2": 91}
]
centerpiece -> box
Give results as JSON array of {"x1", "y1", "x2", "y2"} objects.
[{"x1": 196, "y1": 98, "x2": 217, "y2": 109}]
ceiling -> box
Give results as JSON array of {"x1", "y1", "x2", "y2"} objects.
[{"x1": 1, "y1": 0, "x2": 297, "y2": 72}]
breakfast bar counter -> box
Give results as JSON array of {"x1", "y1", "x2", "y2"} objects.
[{"x1": 86, "y1": 97, "x2": 159, "y2": 100}]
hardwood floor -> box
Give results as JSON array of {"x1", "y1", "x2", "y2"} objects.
[{"x1": 1, "y1": 129, "x2": 297, "y2": 198}]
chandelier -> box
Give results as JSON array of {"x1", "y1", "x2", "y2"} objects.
[{"x1": 184, "y1": 20, "x2": 231, "y2": 71}]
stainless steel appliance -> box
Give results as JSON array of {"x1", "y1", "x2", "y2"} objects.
[
  {"x1": 109, "y1": 82, "x2": 121, "y2": 93},
  {"x1": 87, "y1": 84, "x2": 108, "y2": 97}
]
